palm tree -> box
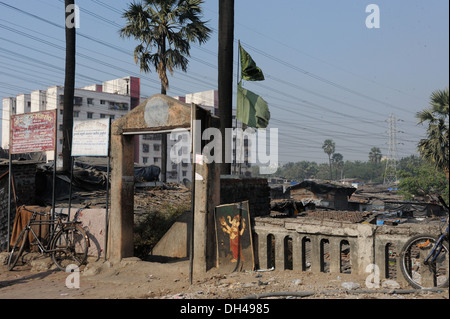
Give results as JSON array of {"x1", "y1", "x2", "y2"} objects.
[
  {"x1": 322, "y1": 139, "x2": 335, "y2": 180},
  {"x1": 369, "y1": 147, "x2": 382, "y2": 163},
  {"x1": 120, "y1": 0, "x2": 211, "y2": 182},
  {"x1": 417, "y1": 88, "x2": 449, "y2": 179},
  {"x1": 120, "y1": 0, "x2": 211, "y2": 95}
]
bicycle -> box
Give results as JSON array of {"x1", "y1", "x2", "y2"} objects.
[
  {"x1": 399, "y1": 197, "x2": 449, "y2": 289},
  {"x1": 8, "y1": 206, "x2": 90, "y2": 272}
]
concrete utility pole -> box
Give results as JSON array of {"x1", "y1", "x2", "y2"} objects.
[
  {"x1": 218, "y1": 0, "x2": 234, "y2": 175},
  {"x1": 62, "y1": 0, "x2": 76, "y2": 173}
]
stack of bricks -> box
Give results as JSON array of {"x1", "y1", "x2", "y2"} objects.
[{"x1": 220, "y1": 176, "x2": 270, "y2": 218}]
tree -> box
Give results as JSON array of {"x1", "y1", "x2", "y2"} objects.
[
  {"x1": 369, "y1": 147, "x2": 382, "y2": 163},
  {"x1": 398, "y1": 160, "x2": 449, "y2": 204},
  {"x1": 120, "y1": 0, "x2": 211, "y2": 181},
  {"x1": 120, "y1": 0, "x2": 211, "y2": 95},
  {"x1": 416, "y1": 88, "x2": 449, "y2": 180},
  {"x1": 331, "y1": 153, "x2": 344, "y2": 181},
  {"x1": 62, "y1": 0, "x2": 76, "y2": 173},
  {"x1": 322, "y1": 139, "x2": 335, "y2": 180}
]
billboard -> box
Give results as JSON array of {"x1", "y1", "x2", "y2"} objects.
[
  {"x1": 72, "y1": 118, "x2": 110, "y2": 157},
  {"x1": 10, "y1": 110, "x2": 56, "y2": 154}
]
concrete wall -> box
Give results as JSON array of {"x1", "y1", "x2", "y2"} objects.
[
  {"x1": 253, "y1": 216, "x2": 442, "y2": 283},
  {"x1": 55, "y1": 207, "x2": 106, "y2": 259}
]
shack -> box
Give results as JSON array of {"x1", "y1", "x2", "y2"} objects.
[{"x1": 288, "y1": 180, "x2": 356, "y2": 211}]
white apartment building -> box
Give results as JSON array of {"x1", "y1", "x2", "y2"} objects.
[
  {"x1": 2, "y1": 76, "x2": 140, "y2": 167},
  {"x1": 3, "y1": 84, "x2": 252, "y2": 183},
  {"x1": 152, "y1": 89, "x2": 253, "y2": 183}
]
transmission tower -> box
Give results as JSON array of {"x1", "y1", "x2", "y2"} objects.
[{"x1": 384, "y1": 114, "x2": 399, "y2": 185}]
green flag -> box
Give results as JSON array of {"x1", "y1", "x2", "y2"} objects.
[
  {"x1": 236, "y1": 82, "x2": 270, "y2": 129},
  {"x1": 239, "y1": 42, "x2": 265, "y2": 81}
]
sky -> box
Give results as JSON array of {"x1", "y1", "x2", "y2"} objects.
[{"x1": 0, "y1": 0, "x2": 448, "y2": 165}]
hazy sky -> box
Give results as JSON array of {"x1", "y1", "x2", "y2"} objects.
[{"x1": 0, "y1": 0, "x2": 448, "y2": 164}]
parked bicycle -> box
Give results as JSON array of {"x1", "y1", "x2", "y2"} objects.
[
  {"x1": 399, "y1": 197, "x2": 449, "y2": 289},
  {"x1": 8, "y1": 206, "x2": 89, "y2": 271}
]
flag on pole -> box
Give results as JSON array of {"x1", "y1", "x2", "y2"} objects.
[
  {"x1": 236, "y1": 82, "x2": 270, "y2": 129},
  {"x1": 239, "y1": 41, "x2": 265, "y2": 81}
]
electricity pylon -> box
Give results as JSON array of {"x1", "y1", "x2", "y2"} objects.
[{"x1": 384, "y1": 114, "x2": 400, "y2": 185}]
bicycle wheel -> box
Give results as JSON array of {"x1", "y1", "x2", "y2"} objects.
[
  {"x1": 400, "y1": 234, "x2": 449, "y2": 289},
  {"x1": 7, "y1": 228, "x2": 29, "y2": 271},
  {"x1": 50, "y1": 225, "x2": 88, "y2": 271}
]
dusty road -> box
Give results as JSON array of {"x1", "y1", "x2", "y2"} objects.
[{"x1": 1, "y1": 255, "x2": 448, "y2": 300}]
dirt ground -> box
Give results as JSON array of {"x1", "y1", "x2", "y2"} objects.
[
  {"x1": 1, "y1": 186, "x2": 448, "y2": 305},
  {"x1": 0, "y1": 254, "x2": 448, "y2": 300}
]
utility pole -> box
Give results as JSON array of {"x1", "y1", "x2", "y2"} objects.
[
  {"x1": 218, "y1": 0, "x2": 234, "y2": 175},
  {"x1": 62, "y1": 0, "x2": 76, "y2": 172},
  {"x1": 384, "y1": 114, "x2": 400, "y2": 185}
]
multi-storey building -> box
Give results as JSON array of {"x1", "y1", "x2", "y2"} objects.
[
  {"x1": 163, "y1": 89, "x2": 252, "y2": 183},
  {"x1": 2, "y1": 84, "x2": 251, "y2": 183},
  {"x1": 2, "y1": 76, "x2": 140, "y2": 166}
]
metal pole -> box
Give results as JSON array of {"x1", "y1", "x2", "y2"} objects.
[
  {"x1": 68, "y1": 156, "x2": 74, "y2": 220},
  {"x1": 7, "y1": 151, "x2": 12, "y2": 252},
  {"x1": 104, "y1": 155, "x2": 110, "y2": 261},
  {"x1": 189, "y1": 103, "x2": 197, "y2": 285},
  {"x1": 51, "y1": 157, "x2": 56, "y2": 238},
  {"x1": 234, "y1": 41, "x2": 240, "y2": 175}
]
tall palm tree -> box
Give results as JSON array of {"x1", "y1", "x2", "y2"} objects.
[
  {"x1": 120, "y1": 0, "x2": 211, "y2": 182},
  {"x1": 417, "y1": 88, "x2": 449, "y2": 179},
  {"x1": 322, "y1": 139, "x2": 335, "y2": 180},
  {"x1": 369, "y1": 147, "x2": 382, "y2": 163},
  {"x1": 120, "y1": 0, "x2": 211, "y2": 95}
]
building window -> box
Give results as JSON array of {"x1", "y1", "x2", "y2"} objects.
[
  {"x1": 73, "y1": 96, "x2": 83, "y2": 106},
  {"x1": 154, "y1": 157, "x2": 159, "y2": 163},
  {"x1": 182, "y1": 171, "x2": 187, "y2": 177},
  {"x1": 100, "y1": 100, "x2": 105, "y2": 105},
  {"x1": 87, "y1": 98, "x2": 94, "y2": 105},
  {"x1": 100, "y1": 114, "x2": 106, "y2": 118},
  {"x1": 60, "y1": 109, "x2": 64, "y2": 115},
  {"x1": 142, "y1": 157, "x2": 148, "y2": 164},
  {"x1": 153, "y1": 144, "x2": 160, "y2": 152},
  {"x1": 27, "y1": 101, "x2": 31, "y2": 108},
  {"x1": 143, "y1": 144, "x2": 149, "y2": 153},
  {"x1": 87, "y1": 112, "x2": 93, "y2": 119},
  {"x1": 73, "y1": 111, "x2": 80, "y2": 117},
  {"x1": 59, "y1": 124, "x2": 63, "y2": 131},
  {"x1": 110, "y1": 115, "x2": 115, "y2": 120}
]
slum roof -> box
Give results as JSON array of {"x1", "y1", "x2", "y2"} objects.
[{"x1": 288, "y1": 180, "x2": 356, "y2": 197}]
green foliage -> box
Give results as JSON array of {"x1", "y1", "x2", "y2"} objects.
[
  {"x1": 397, "y1": 159, "x2": 449, "y2": 204},
  {"x1": 134, "y1": 202, "x2": 190, "y2": 260},
  {"x1": 416, "y1": 88, "x2": 449, "y2": 178},
  {"x1": 343, "y1": 160, "x2": 384, "y2": 183},
  {"x1": 120, "y1": 0, "x2": 211, "y2": 94}
]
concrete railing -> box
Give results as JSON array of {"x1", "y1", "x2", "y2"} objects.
[{"x1": 252, "y1": 217, "x2": 442, "y2": 284}]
